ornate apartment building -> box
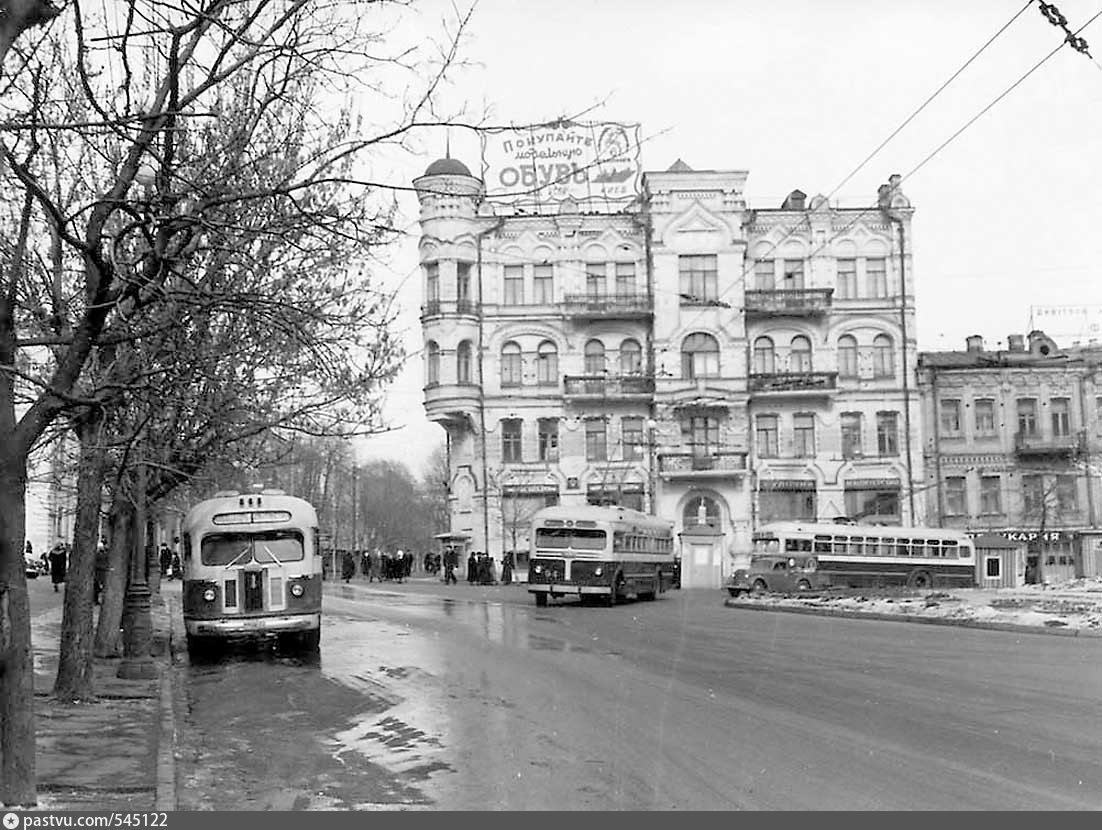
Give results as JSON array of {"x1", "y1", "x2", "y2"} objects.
[
  {"x1": 415, "y1": 151, "x2": 924, "y2": 588},
  {"x1": 917, "y1": 332, "x2": 1102, "y2": 582}
]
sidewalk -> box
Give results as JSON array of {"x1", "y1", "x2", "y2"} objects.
[{"x1": 27, "y1": 592, "x2": 177, "y2": 812}]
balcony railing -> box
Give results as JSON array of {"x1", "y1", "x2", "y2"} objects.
[
  {"x1": 562, "y1": 374, "x2": 655, "y2": 398},
  {"x1": 658, "y1": 452, "x2": 748, "y2": 476},
  {"x1": 1014, "y1": 430, "x2": 1086, "y2": 457},
  {"x1": 748, "y1": 371, "x2": 837, "y2": 394},
  {"x1": 562, "y1": 292, "x2": 652, "y2": 319},
  {"x1": 744, "y1": 288, "x2": 833, "y2": 317},
  {"x1": 421, "y1": 298, "x2": 478, "y2": 319}
]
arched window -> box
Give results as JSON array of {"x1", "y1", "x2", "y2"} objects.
[
  {"x1": 838, "y1": 334, "x2": 858, "y2": 378},
  {"x1": 426, "y1": 341, "x2": 440, "y2": 386},
  {"x1": 873, "y1": 334, "x2": 894, "y2": 378},
  {"x1": 683, "y1": 495, "x2": 721, "y2": 530},
  {"x1": 457, "y1": 340, "x2": 473, "y2": 384},
  {"x1": 536, "y1": 340, "x2": 558, "y2": 386},
  {"x1": 501, "y1": 341, "x2": 522, "y2": 387},
  {"x1": 681, "y1": 332, "x2": 719, "y2": 379},
  {"x1": 752, "y1": 336, "x2": 775, "y2": 374},
  {"x1": 620, "y1": 338, "x2": 643, "y2": 375},
  {"x1": 789, "y1": 335, "x2": 812, "y2": 373},
  {"x1": 584, "y1": 339, "x2": 607, "y2": 375}
]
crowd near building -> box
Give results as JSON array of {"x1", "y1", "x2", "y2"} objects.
[{"x1": 414, "y1": 120, "x2": 1102, "y2": 589}]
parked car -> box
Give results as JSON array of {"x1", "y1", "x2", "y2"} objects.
[
  {"x1": 726, "y1": 554, "x2": 829, "y2": 597},
  {"x1": 25, "y1": 555, "x2": 46, "y2": 579}
]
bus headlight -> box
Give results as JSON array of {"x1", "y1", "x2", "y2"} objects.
[
  {"x1": 290, "y1": 583, "x2": 305, "y2": 597},
  {"x1": 594, "y1": 567, "x2": 603, "y2": 577},
  {"x1": 202, "y1": 588, "x2": 216, "y2": 602}
]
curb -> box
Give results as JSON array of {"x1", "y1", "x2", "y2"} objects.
[
  {"x1": 153, "y1": 595, "x2": 178, "y2": 811},
  {"x1": 723, "y1": 598, "x2": 1102, "y2": 637}
]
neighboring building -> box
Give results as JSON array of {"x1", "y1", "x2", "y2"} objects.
[
  {"x1": 917, "y1": 331, "x2": 1102, "y2": 583},
  {"x1": 414, "y1": 144, "x2": 925, "y2": 588}
]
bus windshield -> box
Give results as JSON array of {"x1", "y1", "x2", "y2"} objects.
[
  {"x1": 201, "y1": 530, "x2": 305, "y2": 566},
  {"x1": 535, "y1": 527, "x2": 607, "y2": 551},
  {"x1": 752, "y1": 535, "x2": 781, "y2": 555}
]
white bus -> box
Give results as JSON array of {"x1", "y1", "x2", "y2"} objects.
[
  {"x1": 181, "y1": 488, "x2": 323, "y2": 653},
  {"x1": 749, "y1": 521, "x2": 977, "y2": 590},
  {"x1": 527, "y1": 505, "x2": 675, "y2": 607}
]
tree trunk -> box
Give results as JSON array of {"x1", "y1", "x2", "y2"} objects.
[
  {"x1": 54, "y1": 414, "x2": 107, "y2": 700},
  {"x1": 93, "y1": 499, "x2": 132, "y2": 659},
  {"x1": 0, "y1": 460, "x2": 37, "y2": 806}
]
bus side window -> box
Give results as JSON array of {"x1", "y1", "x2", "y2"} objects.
[
  {"x1": 912, "y1": 541, "x2": 927, "y2": 557},
  {"x1": 849, "y1": 536, "x2": 864, "y2": 556},
  {"x1": 814, "y1": 535, "x2": 831, "y2": 554},
  {"x1": 833, "y1": 537, "x2": 848, "y2": 555},
  {"x1": 927, "y1": 540, "x2": 941, "y2": 558},
  {"x1": 896, "y1": 540, "x2": 910, "y2": 557}
]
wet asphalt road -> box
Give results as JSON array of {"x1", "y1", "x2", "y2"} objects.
[{"x1": 171, "y1": 581, "x2": 1102, "y2": 810}]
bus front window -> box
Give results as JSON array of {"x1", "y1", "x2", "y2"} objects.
[{"x1": 752, "y1": 536, "x2": 780, "y2": 555}]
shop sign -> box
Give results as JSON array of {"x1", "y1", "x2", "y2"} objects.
[
  {"x1": 844, "y1": 478, "x2": 902, "y2": 491},
  {"x1": 758, "y1": 479, "x2": 816, "y2": 491},
  {"x1": 481, "y1": 120, "x2": 641, "y2": 208}
]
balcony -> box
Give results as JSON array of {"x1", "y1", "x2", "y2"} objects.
[
  {"x1": 748, "y1": 371, "x2": 837, "y2": 397},
  {"x1": 744, "y1": 288, "x2": 833, "y2": 317},
  {"x1": 420, "y1": 298, "x2": 479, "y2": 320},
  {"x1": 1014, "y1": 430, "x2": 1086, "y2": 459},
  {"x1": 563, "y1": 374, "x2": 655, "y2": 400},
  {"x1": 562, "y1": 292, "x2": 652, "y2": 320},
  {"x1": 658, "y1": 451, "x2": 748, "y2": 479},
  {"x1": 423, "y1": 382, "x2": 482, "y2": 425}
]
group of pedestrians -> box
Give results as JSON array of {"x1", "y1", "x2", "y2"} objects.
[
  {"x1": 339, "y1": 548, "x2": 417, "y2": 583},
  {"x1": 460, "y1": 550, "x2": 515, "y2": 586}
]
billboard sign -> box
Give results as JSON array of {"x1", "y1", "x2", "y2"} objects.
[
  {"x1": 480, "y1": 120, "x2": 641, "y2": 210},
  {"x1": 1029, "y1": 304, "x2": 1102, "y2": 343}
]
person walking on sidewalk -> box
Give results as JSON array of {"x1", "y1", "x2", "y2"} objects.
[
  {"x1": 501, "y1": 552, "x2": 514, "y2": 585},
  {"x1": 94, "y1": 537, "x2": 110, "y2": 605},
  {"x1": 466, "y1": 551, "x2": 477, "y2": 584},
  {"x1": 49, "y1": 541, "x2": 68, "y2": 592},
  {"x1": 443, "y1": 547, "x2": 458, "y2": 585}
]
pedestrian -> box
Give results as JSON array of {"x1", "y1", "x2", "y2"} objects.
[
  {"x1": 48, "y1": 541, "x2": 68, "y2": 593},
  {"x1": 501, "y1": 552, "x2": 514, "y2": 585},
  {"x1": 159, "y1": 542, "x2": 172, "y2": 579},
  {"x1": 171, "y1": 550, "x2": 181, "y2": 580},
  {"x1": 341, "y1": 549, "x2": 356, "y2": 583},
  {"x1": 94, "y1": 537, "x2": 110, "y2": 605},
  {"x1": 466, "y1": 551, "x2": 477, "y2": 584},
  {"x1": 443, "y1": 547, "x2": 458, "y2": 584},
  {"x1": 363, "y1": 550, "x2": 375, "y2": 582}
]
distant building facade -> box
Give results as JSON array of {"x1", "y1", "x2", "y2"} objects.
[
  {"x1": 917, "y1": 331, "x2": 1102, "y2": 582},
  {"x1": 415, "y1": 147, "x2": 924, "y2": 588}
]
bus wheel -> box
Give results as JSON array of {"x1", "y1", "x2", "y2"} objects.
[
  {"x1": 909, "y1": 570, "x2": 934, "y2": 590},
  {"x1": 186, "y1": 633, "x2": 215, "y2": 659},
  {"x1": 300, "y1": 630, "x2": 321, "y2": 652},
  {"x1": 535, "y1": 592, "x2": 548, "y2": 608}
]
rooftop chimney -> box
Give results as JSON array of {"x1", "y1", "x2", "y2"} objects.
[
  {"x1": 781, "y1": 189, "x2": 806, "y2": 211},
  {"x1": 1007, "y1": 334, "x2": 1025, "y2": 352},
  {"x1": 965, "y1": 335, "x2": 985, "y2": 353}
]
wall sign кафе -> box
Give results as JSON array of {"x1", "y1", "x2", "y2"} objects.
[{"x1": 480, "y1": 120, "x2": 642, "y2": 211}]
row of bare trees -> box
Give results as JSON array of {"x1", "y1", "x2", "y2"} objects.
[{"x1": 0, "y1": 0, "x2": 475, "y2": 806}]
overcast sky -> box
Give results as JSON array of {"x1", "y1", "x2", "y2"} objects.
[{"x1": 359, "y1": 0, "x2": 1102, "y2": 471}]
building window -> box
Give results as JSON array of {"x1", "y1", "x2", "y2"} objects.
[
  {"x1": 876, "y1": 411, "x2": 899, "y2": 456},
  {"x1": 753, "y1": 260, "x2": 775, "y2": 291},
  {"x1": 781, "y1": 259, "x2": 804, "y2": 290},
  {"x1": 753, "y1": 336, "x2": 775, "y2": 374},
  {"x1": 500, "y1": 341, "x2": 522, "y2": 387},
  {"x1": 974, "y1": 399, "x2": 996, "y2": 436},
  {"x1": 620, "y1": 338, "x2": 643, "y2": 375},
  {"x1": 844, "y1": 487, "x2": 900, "y2": 522},
  {"x1": 841, "y1": 412, "x2": 862, "y2": 459},
  {"x1": 872, "y1": 334, "x2": 894, "y2": 378},
  {"x1": 456, "y1": 262, "x2": 471, "y2": 304},
  {"x1": 536, "y1": 340, "x2": 558, "y2": 386},
  {"x1": 1056, "y1": 475, "x2": 1078, "y2": 515},
  {"x1": 1022, "y1": 474, "x2": 1044, "y2": 515},
  {"x1": 866, "y1": 257, "x2": 887, "y2": 297},
  {"x1": 533, "y1": 264, "x2": 554, "y2": 304},
  {"x1": 538, "y1": 418, "x2": 559, "y2": 462},
  {"x1": 940, "y1": 399, "x2": 962, "y2": 435},
  {"x1": 793, "y1": 413, "x2": 815, "y2": 457},
  {"x1": 425, "y1": 262, "x2": 440, "y2": 302},
  {"x1": 838, "y1": 335, "x2": 858, "y2": 378},
  {"x1": 759, "y1": 488, "x2": 816, "y2": 523},
  {"x1": 457, "y1": 340, "x2": 472, "y2": 384},
  {"x1": 1051, "y1": 397, "x2": 1071, "y2": 437},
  {"x1": 985, "y1": 557, "x2": 1001, "y2": 579},
  {"x1": 683, "y1": 416, "x2": 720, "y2": 456},
  {"x1": 615, "y1": 262, "x2": 635, "y2": 294},
  {"x1": 503, "y1": 264, "x2": 524, "y2": 305},
  {"x1": 681, "y1": 332, "x2": 720, "y2": 379},
  {"x1": 979, "y1": 475, "x2": 1002, "y2": 515},
  {"x1": 789, "y1": 336, "x2": 812, "y2": 373},
  {"x1": 683, "y1": 496, "x2": 721, "y2": 530},
  {"x1": 584, "y1": 339, "x2": 606, "y2": 375},
  {"x1": 585, "y1": 418, "x2": 607, "y2": 462},
  {"x1": 1017, "y1": 398, "x2": 1037, "y2": 437},
  {"x1": 585, "y1": 262, "x2": 606, "y2": 298},
  {"x1": 679, "y1": 254, "x2": 718, "y2": 302},
  {"x1": 945, "y1": 477, "x2": 967, "y2": 515},
  {"x1": 756, "y1": 414, "x2": 779, "y2": 458},
  {"x1": 837, "y1": 259, "x2": 856, "y2": 299},
  {"x1": 426, "y1": 341, "x2": 440, "y2": 387},
  {"x1": 622, "y1": 417, "x2": 645, "y2": 460},
  {"x1": 502, "y1": 419, "x2": 522, "y2": 463}
]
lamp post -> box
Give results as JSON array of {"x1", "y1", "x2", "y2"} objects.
[
  {"x1": 647, "y1": 418, "x2": 658, "y2": 515},
  {"x1": 118, "y1": 161, "x2": 158, "y2": 680}
]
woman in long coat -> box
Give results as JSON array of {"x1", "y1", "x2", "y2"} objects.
[{"x1": 48, "y1": 543, "x2": 68, "y2": 592}]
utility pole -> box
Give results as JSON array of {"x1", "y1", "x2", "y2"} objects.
[{"x1": 118, "y1": 441, "x2": 155, "y2": 680}]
